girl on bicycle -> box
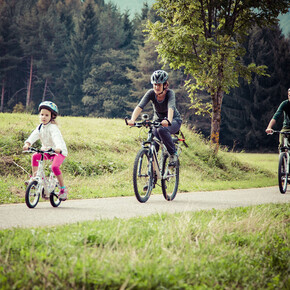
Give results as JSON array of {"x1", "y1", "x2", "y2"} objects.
[
  {"x1": 127, "y1": 70, "x2": 182, "y2": 165},
  {"x1": 23, "y1": 101, "x2": 69, "y2": 201}
]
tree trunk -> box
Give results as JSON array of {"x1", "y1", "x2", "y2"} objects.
[
  {"x1": 210, "y1": 87, "x2": 224, "y2": 154},
  {"x1": 26, "y1": 55, "x2": 33, "y2": 108},
  {"x1": 1, "y1": 79, "x2": 4, "y2": 112},
  {"x1": 42, "y1": 79, "x2": 48, "y2": 101}
]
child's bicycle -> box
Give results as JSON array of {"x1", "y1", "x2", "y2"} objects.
[
  {"x1": 268, "y1": 130, "x2": 290, "y2": 194},
  {"x1": 23, "y1": 147, "x2": 62, "y2": 208},
  {"x1": 125, "y1": 114, "x2": 187, "y2": 203}
]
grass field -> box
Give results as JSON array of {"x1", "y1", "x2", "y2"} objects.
[
  {"x1": 0, "y1": 113, "x2": 288, "y2": 289},
  {"x1": 0, "y1": 203, "x2": 288, "y2": 289},
  {"x1": 0, "y1": 113, "x2": 277, "y2": 204}
]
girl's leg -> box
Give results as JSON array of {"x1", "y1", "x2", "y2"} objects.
[
  {"x1": 51, "y1": 154, "x2": 66, "y2": 187},
  {"x1": 31, "y1": 153, "x2": 42, "y2": 176}
]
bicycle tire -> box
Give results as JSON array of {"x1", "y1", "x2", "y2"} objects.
[
  {"x1": 161, "y1": 154, "x2": 179, "y2": 201},
  {"x1": 133, "y1": 148, "x2": 153, "y2": 203},
  {"x1": 50, "y1": 184, "x2": 61, "y2": 207},
  {"x1": 25, "y1": 181, "x2": 40, "y2": 208},
  {"x1": 278, "y1": 152, "x2": 288, "y2": 194}
]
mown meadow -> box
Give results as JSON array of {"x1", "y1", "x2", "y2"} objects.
[
  {"x1": 0, "y1": 113, "x2": 277, "y2": 204},
  {"x1": 0, "y1": 113, "x2": 288, "y2": 289}
]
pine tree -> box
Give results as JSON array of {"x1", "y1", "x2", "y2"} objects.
[
  {"x1": 0, "y1": 0, "x2": 23, "y2": 112},
  {"x1": 221, "y1": 25, "x2": 290, "y2": 151},
  {"x1": 63, "y1": 0, "x2": 99, "y2": 115},
  {"x1": 82, "y1": 48, "x2": 132, "y2": 118}
]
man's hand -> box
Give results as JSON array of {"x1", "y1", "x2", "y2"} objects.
[{"x1": 265, "y1": 128, "x2": 274, "y2": 134}]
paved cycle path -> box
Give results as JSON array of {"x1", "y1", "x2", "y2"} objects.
[{"x1": 0, "y1": 186, "x2": 289, "y2": 229}]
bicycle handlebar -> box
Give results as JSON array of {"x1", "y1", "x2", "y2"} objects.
[
  {"x1": 125, "y1": 117, "x2": 162, "y2": 128},
  {"x1": 23, "y1": 147, "x2": 56, "y2": 154},
  {"x1": 267, "y1": 130, "x2": 290, "y2": 135}
]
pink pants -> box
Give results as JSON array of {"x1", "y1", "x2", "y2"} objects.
[{"x1": 32, "y1": 153, "x2": 66, "y2": 176}]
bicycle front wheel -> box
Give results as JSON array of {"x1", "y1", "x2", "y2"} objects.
[
  {"x1": 161, "y1": 155, "x2": 179, "y2": 201},
  {"x1": 25, "y1": 181, "x2": 40, "y2": 208},
  {"x1": 133, "y1": 149, "x2": 153, "y2": 203},
  {"x1": 278, "y1": 152, "x2": 288, "y2": 194},
  {"x1": 50, "y1": 184, "x2": 61, "y2": 207}
]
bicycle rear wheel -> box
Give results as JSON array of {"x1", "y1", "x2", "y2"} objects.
[
  {"x1": 25, "y1": 181, "x2": 40, "y2": 208},
  {"x1": 161, "y1": 154, "x2": 179, "y2": 201},
  {"x1": 133, "y1": 148, "x2": 153, "y2": 203},
  {"x1": 50, "y1": 184, "x2": 61, "y2": 207},
  {"x1": 278, "y1": 152, "x2": 288, "y2": 194}
]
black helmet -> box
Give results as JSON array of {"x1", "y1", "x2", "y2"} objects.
[{"x1": 150, "y1": 70, "x2": 169, "y2": 84}]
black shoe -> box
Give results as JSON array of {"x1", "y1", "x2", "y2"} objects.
[{"x1": 168, "y1": 152, "x2": 178, "y2": 167}]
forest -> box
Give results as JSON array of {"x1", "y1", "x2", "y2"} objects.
[{"x1": 0, "y1": 0, "x2": 289, "y2": 151}]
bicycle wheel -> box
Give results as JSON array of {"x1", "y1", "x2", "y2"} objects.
[
  {"x1": 25, "y1": 181, "x2": 40, "y2": 208},
  {"x1": 50, "y1": 184, "x2": 61, "y2": 207},
  {"x1": 161, "y1": 154, "x2": 179, "y2": 201},
  {"x1": 278, "y1": 152, "x2": 288, "y2": 194},
  {"x1": 133, "y1": 148, "x2": 153, "y2": 203}
]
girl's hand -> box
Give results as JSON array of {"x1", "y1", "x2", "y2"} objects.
[
  {"x1": 23, "y1": 143, "x2": 30, "y2": 151},
  {"x1": 55, "y1": 148, "x2": 62, "y2": 154}
]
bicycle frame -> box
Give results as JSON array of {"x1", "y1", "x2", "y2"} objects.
[
  {"x1": 269, "y1": 130, "x2": 290, "y2": 193},
  {"x1": 26, "y1": 148, "x2": 57, "y2": 195},
  {"x1": 128, "y1": 115, "x2": 184, "y2": 202},
  {"x1": 280, "y1": 134, "x2": 290, "y2": 174},
  {"x1": 140, "y1": 122, "x2": 170, "y2": 180},
  {"x1": 35, "y1": 157, "x2": 57, "y2": 195}
]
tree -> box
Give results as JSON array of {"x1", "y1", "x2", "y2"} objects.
[
  {"x1": 63, "y1": 0, "x2": 99, "y2": 115},
  {"x1": 147, "y1": 0, "x2": 290, "y2": 152},
  {"x1": 221, "y1": 25, "x2": 290, "y2": 151},
  {"x1": 0, "y1": 0, "x2": 23, "y2": 112},
  {"x1": 82, "y1": 48, "x2": 132, "y2": 118}
]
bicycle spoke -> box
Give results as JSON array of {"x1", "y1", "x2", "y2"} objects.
[
  {"x1": 161, "y1": 154, "x2": 179, "y2": 201},
  {"x1": 133, "y1": 149, "x2": 153, "y2": 203}
]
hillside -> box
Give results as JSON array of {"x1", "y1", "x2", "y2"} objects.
[{"x1": 0, "y1": 113, "x2": 276, "y2": 204}]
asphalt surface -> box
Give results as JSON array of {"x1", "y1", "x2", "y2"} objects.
[{"x1": 0, "y1": 186, "x2": 289, "y2": 229}]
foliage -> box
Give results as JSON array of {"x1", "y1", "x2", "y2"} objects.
[
  {"x1": 0, "y1": 0, "x2": 289, "y2": 151},
  {"x1": 0, "y1": 203, "x2": 289, "y2": 288},
  {"x1": 146, "y1": 0, "x2": 290, "y2": 150}
]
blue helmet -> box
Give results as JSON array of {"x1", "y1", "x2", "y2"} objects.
[
  {"x1": 150, "y1": 70, "x2": 169, "y2": 84},
  {"x1": 38, "y1": 101, "x2": 58, "y2": 115}
]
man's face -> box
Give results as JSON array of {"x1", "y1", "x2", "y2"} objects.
[{"x1": 288, "y1": 89, "x2": 290, "y2": 101}]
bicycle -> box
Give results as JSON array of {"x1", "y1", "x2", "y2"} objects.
[
  {"x1": 23, "y1": 147, "x2": 62, "y2": 208},
  {"x1": 268, "y1": 130, "x2": 290, "y2": 194},
  {"x1": 125, "y1": 114, "x2": 187, "y2": 203}
]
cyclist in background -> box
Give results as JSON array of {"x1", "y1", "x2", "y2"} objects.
[
  {"x1": 127, "y1": 70, "x2": 182, "y2": 164},
  {"x1": 266, "y1": 88, "x2": 290, "y2": 148},
  {"x1": 23, "y1": 101, "x2": 69, "y2": 201}
]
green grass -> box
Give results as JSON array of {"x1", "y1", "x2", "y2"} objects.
[
  {"x1": 0, "y1": 203, "x2": 289, "y2": 289},
  {"x1": 0, "y1": 113, "x2": 288, "y2": 289},
  {"x1": 0, "y1": 113, "x2": 277, "y2": 204}
]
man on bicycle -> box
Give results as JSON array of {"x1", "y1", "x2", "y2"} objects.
[
  {"x1": 266, "y1": 88, "x2": 290, "y2": 148},
  {"x1": 127, "y1": 70, "x2": 182, "y2": 165}
]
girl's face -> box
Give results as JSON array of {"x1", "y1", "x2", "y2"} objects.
[
  {"x1": 39, "y1": 108, "x2": 51, "y2": 125},
  {"x1": 153, "y1": 83, "x2": 163, "y2": 95}
]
